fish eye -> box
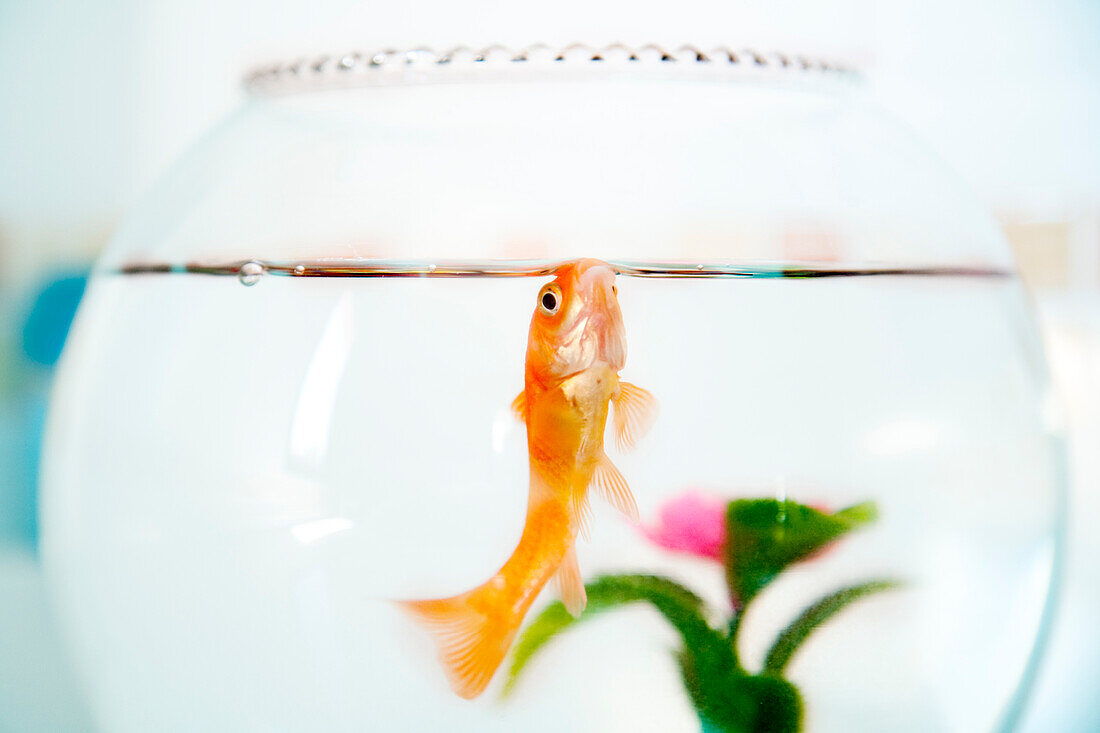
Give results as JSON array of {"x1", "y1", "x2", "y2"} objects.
[{"x1": 538, "y1": 284, "x2": 562, "y2": 315}]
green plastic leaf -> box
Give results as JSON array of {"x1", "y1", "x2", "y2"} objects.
[
  {"x1": 725, "y1": 500, "x2": 878, "y2": 607},
  {"x1": 504, "y1": 574, "x2": 720, "y2": 695},
  {"x1": 763, "y1": 579, "x2": 901, "y2": 674},
  {"x1": 504, "y1": 604, "x2": 575, "y2": 694}
]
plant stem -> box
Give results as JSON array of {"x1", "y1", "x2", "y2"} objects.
[{"x1": 727, "y1": 607, "x2": 745, "y2": 673}]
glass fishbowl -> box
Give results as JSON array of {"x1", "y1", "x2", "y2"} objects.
[{"x1": 41, "y1": 44, "x2": 1064, "y2": 733}]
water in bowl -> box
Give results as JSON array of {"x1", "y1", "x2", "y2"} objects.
[{"x1": 43, "y1": 258, "x2": 1062, "y2": 733}]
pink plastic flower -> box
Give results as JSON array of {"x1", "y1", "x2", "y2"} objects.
[
  {"x1": 641, "y1": 491, "x2": 838, "y2": 565},
  {"x1": 640, "y1": 491, "x2": 728, "y2": 562}
]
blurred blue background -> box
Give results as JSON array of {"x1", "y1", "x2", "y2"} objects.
[
  {"x1": 1, "y1": 1, "x2": 1098, "y2": 731},
  {"x1": 2, "y1": 272, "x2": 85, "y2": 546},
  {"x1": 0, "y1": 269, "x2": 92, "y2": 732}
]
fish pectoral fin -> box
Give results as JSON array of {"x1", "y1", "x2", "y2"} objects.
[
  {"x1": 569, "y1": 492, "x2": 593, "y2": 541},
  {"x1": 556, "y1": 544, "x2": 588, "y2": 617},
  {"x1": 591, "y1": 452, "x2": 639, "y2": 522},
  {"x1": 510, "y1": 390, "x2": 527, "y2": 421},
  {"x1": 613, "y1": 381, "x2": 658, "y2": 452}
]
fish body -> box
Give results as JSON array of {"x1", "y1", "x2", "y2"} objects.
[{"x1": 403, "y1": 259, "x2": 656, "y2": 699}]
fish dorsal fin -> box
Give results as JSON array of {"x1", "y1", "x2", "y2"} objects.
[
  {"x1": 569, "y1": 492, "x2": 593, "y2": 541},
  {"x1": 591, "y1": 452, "x2": 638, "y2": 522},
  {"x1": 556, "y1": 544, "x2": 587, "y2": 617},
  {"x1": 613, "y1": 382, "x2": 658, "y2": 452},
  {"x1": 511, "y1": 390, "x2": 527, "y2": 421}
]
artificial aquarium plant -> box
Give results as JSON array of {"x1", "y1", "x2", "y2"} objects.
[{"x1": 505, "y1": 494, "x2": 899, "y2": 733}]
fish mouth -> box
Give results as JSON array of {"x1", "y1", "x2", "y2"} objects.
[{"x1": 577, "y1": 263, "x2": 627, "y2": 371}]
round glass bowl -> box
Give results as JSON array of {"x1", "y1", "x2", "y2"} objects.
[{"x1": 43, "y1": 45, "x2": 1063, "y2": 733}]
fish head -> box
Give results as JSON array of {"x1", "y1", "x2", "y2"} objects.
[{"x1": 527, "y1": 259, "x2": 627, "y2": 381}]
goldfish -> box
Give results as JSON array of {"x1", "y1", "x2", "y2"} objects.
[{"x1": 402, "y1": 258, "x2": 657, "y2": 699}]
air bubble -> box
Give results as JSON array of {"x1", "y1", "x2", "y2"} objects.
[
  {"x1": 294, "y1": 265, "x2": 305, "y2": 276},
  {"x1": 238, "y1": 261, "x2": 265, "y2": 286}
]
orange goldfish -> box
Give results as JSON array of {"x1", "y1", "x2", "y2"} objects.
[{"x1": 402, "y1": 259, "x2": 657, "y2": 699}]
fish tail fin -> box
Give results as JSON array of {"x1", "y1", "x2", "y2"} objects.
[{"x1": 401, "y1": 589, "x2": 519, "y2": 699}]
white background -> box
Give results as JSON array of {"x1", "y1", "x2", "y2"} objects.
[
  {"x1": 2, "y1": 0, "x2": 1099, "y2": 281},
  {"x1": 0, "y1": 1, "x2": 1098, "y2": 731}
]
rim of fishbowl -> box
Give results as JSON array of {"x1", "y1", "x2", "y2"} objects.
[{"x1": 243, "y1": 43, "x2": 861, "y2": 96}]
